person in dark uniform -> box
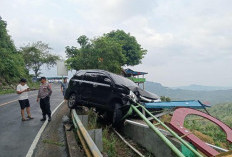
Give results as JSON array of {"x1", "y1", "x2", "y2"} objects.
[{"x1": 37, "y1": 77, "x2": 52, "y2": 121}]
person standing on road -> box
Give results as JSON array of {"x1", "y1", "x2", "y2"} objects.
[
  {"x1": 61, "y1": 77, "x2": 68, "y2": 97},
  {"x1": 16, "y1": 78, "x2": 33, "y2": 121},
  {"x1": 37, "y1": 77, "x2": 52, "y2": 121}
]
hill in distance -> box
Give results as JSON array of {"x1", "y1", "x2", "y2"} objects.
[
  {"x1": 144, "y1": 81, "x2": 232, "y2": 105},
  {"x1": 172, "y1": 84, "x2": 232, "y2": 91}
]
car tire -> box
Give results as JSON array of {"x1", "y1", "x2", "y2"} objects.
[
  {"x1": 68, "y1": 93, "x2": 77, "y2": 109},
  {"x1": 112, "y1": 102, "x2": 123, "y2": 127}
]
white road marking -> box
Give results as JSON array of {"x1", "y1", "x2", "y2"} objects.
[
  {"x1": 0, "y1": 94, "x2": 38, "y2": 107},
  {"x1": 25, "y1": 100, "x2": 64, "y2": 157}
]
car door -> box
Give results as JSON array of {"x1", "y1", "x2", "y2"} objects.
[
  {"x1": 92, "y1": 73, "x2": 113, "y2": 107},
  {"x1": 81, "y1": 72, "x2": 96, "y2": 103}
]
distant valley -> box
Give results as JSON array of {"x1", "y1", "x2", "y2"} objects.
[
  {"x1": 144, "y1": 81, "x2": 232, "y2": 105},
  {"x1": 172, "y1": 84, "x2": 232, "y2": 91}
]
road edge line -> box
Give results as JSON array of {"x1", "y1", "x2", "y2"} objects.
[
  {"x1": 0, "y1": 93, "x2": 38, "y2": 107},
  {"x1": 25, "y1": 100, "x2": 64, "y2": 157}
]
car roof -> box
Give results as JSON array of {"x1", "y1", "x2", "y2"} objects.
[
  {"x1": 75, "y1": 69, "x2": 110, "y2": 75},
  {"x1": 74, "y1": 69, "x2": 127, "y2": 79}
]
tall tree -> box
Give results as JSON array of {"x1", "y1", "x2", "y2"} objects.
[
  {"x1": 0, "y1": 17, "x2": 28, "y2": 84},
  {"x1": 104, "y1": 30, "x2": 147, "y2": 66},
  {"x1": 65, "y1": 30, "x2": 146, "y2": 73},
  {"x1": 20, "y1": 41, "x2": 60, "y2": 78}
]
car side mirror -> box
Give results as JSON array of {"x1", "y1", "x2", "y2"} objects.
[{"x1": 104, "y1": 78, "x2": 111, "y2": 84}]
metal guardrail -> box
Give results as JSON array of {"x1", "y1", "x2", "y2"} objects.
[
  {"x1": 71, "y1": 104, "x2": 228, "y2": 157},
  {"x1": 71, "y1": 109, "x2": 103, "y2": 157},
  {"x1": 131, "y1": 103, "x2": 204, "y2": 157}
]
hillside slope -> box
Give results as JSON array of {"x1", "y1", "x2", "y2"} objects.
[
  {"x1": 144, "y1": 81, "x2": 232, "y2": 105},
  {"x1": 172, "y1": 84, "x2": 232, "y2": 91},
  {"x1": 184, "y1": 103, "x2": 232, "y2": 149}
]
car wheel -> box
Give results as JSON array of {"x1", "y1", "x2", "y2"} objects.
[
  {"x1": 68, "y1": 93, "x2": 77, "y2": 109},
  {"x1": 112, "y1": 102, "x2": 123, "y2": 127}
]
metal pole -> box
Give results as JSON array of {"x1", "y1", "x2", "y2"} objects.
[
  {"x1": 131, "y1": 105, "x2": 185, "y2": 157},
  {"x1": 137, "y1": 103, "x2": 203, "y2": 157}
]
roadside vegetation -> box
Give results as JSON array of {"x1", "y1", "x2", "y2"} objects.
[
  {"x1": 0, "y1": 18, "x2": 59, "y2": 95},
  {"x1": 160, "y1": 103, "x2": 232, "y2": 150},
  {"x1": 184, "y1": 103, "x2": 232, "y2": 150},
  {"x1": 84, "y1": 108, "x2": 152, "y2": 157},
  {"x1": 0, "y1": 18, "x2": 28, "y2": 85},
  {"x1": 65, "y1": 30, "x2": 147, "y2": 74},
  {"x1": 0, "y1": 82, "x2": 40, "y2": 95}
]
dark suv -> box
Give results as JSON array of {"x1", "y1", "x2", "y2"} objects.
[{"x1": 65, "y1": 69, "x2": 160, "y2": 126}]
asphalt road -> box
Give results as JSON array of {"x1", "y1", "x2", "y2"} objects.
[{"x1": 0, "y1": 84, "x2": 64, "y2": 157}]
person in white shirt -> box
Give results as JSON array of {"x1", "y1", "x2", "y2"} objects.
[{"x1": 16, "y1": 78, "x2": 33, "y2": 121}]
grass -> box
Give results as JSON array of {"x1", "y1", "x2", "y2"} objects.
[
  {"x1": 182, "y1": 103, "x2": 232, "y2": 150},
  {"x1": 27, "y1": 82, "x2": 40, "y2": 90},
  {"x1": 0, "y1": 88, "x2": 16, "y2": 95},
  {"x1": 102, "y1": 126, "x2": 117, "y2": 157},
  {"x1": 86, "y1": 108, "x2": 141, "y2": 157},
  {"x1": 88, "y1": 108, "x2": 99, "y2": 130},
  {"x1": 0, "y1": 82, "x2": 40, "y2": 95},
  {"x1": 184, "y1": 115, "x2": 232, "y2": 149},
  {"x1": 42, "y1": 139, "x2": 65, "y2": 147},
  {"x1": 158, "y1": 104, "x2": 232, "y2": 150}
]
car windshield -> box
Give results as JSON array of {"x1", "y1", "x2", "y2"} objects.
[{"x1": 110, "y1": 73, "x2": 138, "y2": 87}]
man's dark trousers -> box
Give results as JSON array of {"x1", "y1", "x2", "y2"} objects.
[{"x1": 40, "y1": 96, "x2": 51, "y2": 118}]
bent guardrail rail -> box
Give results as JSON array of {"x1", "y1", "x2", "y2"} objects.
[
  {"x1": 71, "y1": 109, "x2": 103, "y2": 157},
  {"x1": 131, "y1": 103, "x2": 204, "y2": 157},
  {"x1": 169, "y1": 107, "x2": 232, "y2": 156}
]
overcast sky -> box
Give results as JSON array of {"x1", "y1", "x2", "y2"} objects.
[{"x1": 1, "y1": 0, "x2": 232, "y2": 87}]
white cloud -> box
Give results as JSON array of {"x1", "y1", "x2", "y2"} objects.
[{"x1": 1, "y1": 0, "x2": 232, "y2": 86}]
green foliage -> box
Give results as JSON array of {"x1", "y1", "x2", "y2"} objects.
[
  {"x1": 65, "y1": 30, "x2": 146, "y2": 73},
  {"x1": 0, "y1": 18, "x2": 28, "y2": 84},
  {"x1": 104, "y1": 30, "x2": 147, "y2": 66},
  {"x1": 77, "y1": 35, "x2": 89, "y2": 48},
  {"x1": 184, "y1": 103, "x2": 232, "y2": 149},
  {"x1": 160, "y1": 96, "x2": 171, "y2": 102},
  {"x1": 87, "y1": 108, "x2": 98, "y2": 130},
  {"x1": 0, "y1": 88, "x2": 15, "y2": 95},
  {"x1": 0, "y1": 82, "x2": 40, "y2": 95},
  {"x1": 103, "y1": 126, "x2": 117, "y2": 157},
  {"x1": 20, "y1": 41, "x2": 60, "y2": 78}
]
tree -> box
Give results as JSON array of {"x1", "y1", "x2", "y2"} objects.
[
  {"x1": 104, "y1": 30, "x2": 147, "y2": 66},
  {"x1": 77, "y1": 35, "x2": 90, "y2": 48},
  {"x1": 65, "y1": 30, "x2": 146, "y2": 73},
  {"x1": 160, "y1": 96, "x2": 171, "y2": 102},
  {"x1": 20, "y1": 41, "x2": 60, "y2": 78},
  {"x1": 65, "y1": 36, "x2": 126, "y2": 73},
  {"x1": 0, "y1": 18, "x2": 28, "y2": 84}
]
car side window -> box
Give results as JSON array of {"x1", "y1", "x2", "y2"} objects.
[
  {"x1": 96, "y1": 74, "x2": 111, "y2": 85},
  {"x1": 83, "y1": 73, "x2": 97, "y2": 82}
]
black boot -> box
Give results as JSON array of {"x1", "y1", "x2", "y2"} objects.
[
  {"x1": 40, "y1": 116, "x2": 46, "y2": 121},
  {"x1": 48, "y1": 115, "x2": 51, "y2": 122}
]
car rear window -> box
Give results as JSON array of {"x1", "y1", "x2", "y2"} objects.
[
  {"x1": 110, "y1": 73, "x2": 138, "y2": 87},
  {"x1": 74, "y1": 71, "x2": 85, "y2": 80}
]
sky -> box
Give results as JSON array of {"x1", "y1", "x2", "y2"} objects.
[{"x1": 1, "y1": 0, "x2": 232, "y2": 87}]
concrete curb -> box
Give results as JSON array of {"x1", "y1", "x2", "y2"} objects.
[{"x1": 64, "y1": 124, "x2": 84, "y2": 157}]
